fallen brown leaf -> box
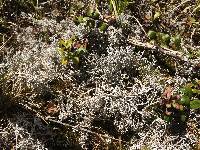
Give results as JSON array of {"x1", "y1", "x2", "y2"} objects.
[{"x1": 46, "y1": 103, "x2": 59, "y2": 114}]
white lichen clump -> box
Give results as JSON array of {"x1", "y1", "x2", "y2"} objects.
[{"x1": 0, "y1": 16, "x2": 198, "y2": 149}]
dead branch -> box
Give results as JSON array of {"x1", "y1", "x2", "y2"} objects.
[
  {"x1": 127, "y1": 37, "x2": 200, "y2": 66},
  {"x1": 47, "y1": 118, "x2": 130, "y2": 145}
]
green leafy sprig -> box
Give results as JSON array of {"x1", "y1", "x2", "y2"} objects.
[{"x1": 57, "y1": 36, "x2": 87, "y2": 65}]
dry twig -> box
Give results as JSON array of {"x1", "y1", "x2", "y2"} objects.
[
  {"x1": 0, "y1": 36, "x2": 13, "y2": 51},
  {"x1": 47, "y1": 118, "x2": 130, "y2": 145},
  {"x1": 169, "y1": 0, "x2": 191, "y2": 15},
  {"x1": 127, "y1": 37, "x2": 200, "y2": 66}
]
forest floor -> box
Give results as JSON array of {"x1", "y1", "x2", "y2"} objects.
[{"x1": 0, "y1": 0, "x2": 200, "y2": 149}]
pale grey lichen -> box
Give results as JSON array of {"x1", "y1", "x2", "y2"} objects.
[{"x1": 0, "y1": 13, "x2": 198, "y2": 150}]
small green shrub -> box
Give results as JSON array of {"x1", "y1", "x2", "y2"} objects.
[
  {"x1": 188, "y1": 50, "x2": 200, "y2": 59},
  {"x1": 73, "y1": 9, "x2": 109, "y2": 32},
  {"x1": 57, "y1": 36, "x2": 87, "y2": 65},
  {"x1": 159, "y1": 80, "x2": 200, "y2": 123},
  {"x1": 147, "y1": 30, "x2": 182, "y2": 50},
  {"x1": 147, "y1": 30, "x2": 157, "y2": 40},
  {"x1": 147, "y1": 30, "x2": 170, "y2": 46},
  {"x1": 86, "y1": 7, "x2": 100, "y2": 19},
  {"x1": 156, "y1": 32, "x2": 169, "y2": 47},
  {"x1": 159, "y1": 87, "x2": 187, "y2": 123},
  {"x1": 171, "y1": 35, "x2": 181, "y2": 49},
  {"x1": 153, "y1": 11, "x2": 161, "y2": 20}
]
